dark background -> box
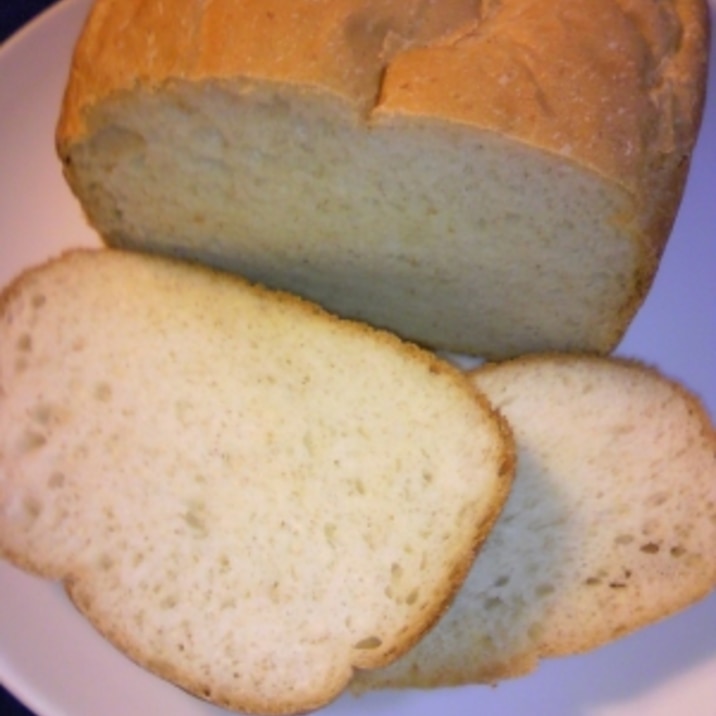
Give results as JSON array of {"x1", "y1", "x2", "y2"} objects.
[
  {"x1": 0, "y1": 0, "x2": 62, "y2": 44},
  {"x1": 1, "y1": 2, "x2": 63, "y2": 715}
]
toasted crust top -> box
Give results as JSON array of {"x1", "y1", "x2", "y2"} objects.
[{"x1": 58, "y1": 0, "x2": 708, "y2": 190}]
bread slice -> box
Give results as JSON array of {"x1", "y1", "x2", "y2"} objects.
[
  {"x1": 0, "y1": 249, "x2": 514, "y2": 714},
  {"x1": 56, "y1": 0, "x2": 709, "y2": 358},
  {"x1": 354, "y1": 354, "x2": 716, "y2": 690}
]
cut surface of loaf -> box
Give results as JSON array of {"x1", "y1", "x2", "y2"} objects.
[
  {"x1": 0, "y1": 249, "x2": 513, "y2": 715},
  {"x1": 354, "y1": 354, "x2": 716, "y2": 690},
  {"x1": 56, "y1": 0, "x2": 709, "y2": 358}
]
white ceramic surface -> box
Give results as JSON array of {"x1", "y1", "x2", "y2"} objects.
[{"x1": 0, "y1": 1, "x2": 714, "y2": 715}]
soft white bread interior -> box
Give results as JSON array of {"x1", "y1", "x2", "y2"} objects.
[
  {"x1": 0, "y1": 249, "x2": 514, "y2": 715},
  {"x1": 56, "y1": 0, "x2": 709, "y2": 358},
  {"x1": 354, "y1": 354, "x2": 716, "y2": 690}
]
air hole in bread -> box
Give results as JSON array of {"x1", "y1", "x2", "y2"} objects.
[
  {"x1": 47, "y1": 472, "x2": 66, "y2": 489},
  {"x1": 362, "y1": 532, "x2": 376, "y2": 549},
  {"x1": 94, "y1": 382, "x2": 113, "y2": 402},
  {"x1": 405, "y1": 588, "x2": 419, "y2": 606},
  {"x1": 16, "y1": 333, "x2": 32, "y2": 353},
  {"x1": 17, "y1": 429, "x2": 47, "y2": 454},
  {"x1": 21, "y1": 495, "x2": 42, "y2": 519},
  {"x1": 97, "y1": 553, "x2": 114, "y2": 571},
  {"x1": 30, "y1": 403, "x2": 55, "y2": 427},
  {"x1": 182, "y1": 501, "x2": 209, "y2": 537},
  {"x1": 323, "y1": 522, "x2": 337, "y2": 547},
  {"x1": 646, "y1": 490, "x2": 671, "y2": 507},
  {"x1": 527, "y1": 622, "x2": 545, "y2": 641},
  {"x1": 269, "y1": 582, "x2": 282, "y2": 604},
  {"x1": 160, "y1": 595, "x2": 178, "y2": 610},
  {"x1": 535, "y1": 583, "x2": 555, "y2": 597},
  {"x1": 354, "y1": 636, "x2": 382, "y2": 650}
]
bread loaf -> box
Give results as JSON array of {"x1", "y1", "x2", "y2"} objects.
[
  {"x1": 0, "y1": 249, "x2": 514, "y2": 714},
  {"x1": 354, "y1": 354, "x2": 716, "y2": 690},
  {"x1": 56, "y1": 0, "x2": 709, "y2": 358}
]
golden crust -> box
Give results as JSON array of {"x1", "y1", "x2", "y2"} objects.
[
  {"x1": 57, "y1": 0, "x2": 478, "y2": 140},
  {"x1": 58, "y1": 0, "x2": 709, "y2": 189}
]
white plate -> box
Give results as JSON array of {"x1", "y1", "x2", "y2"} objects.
[{"x1": 0, "y1": 1, "x2": 715, "y2": 715}]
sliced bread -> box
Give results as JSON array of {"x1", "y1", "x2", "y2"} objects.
[
  {"x1": 354, "y1": 354, "x2": 716, "y2": 689},
  {"x1": 0, "y1": 249, "x2": 514, "y2": 714}
]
